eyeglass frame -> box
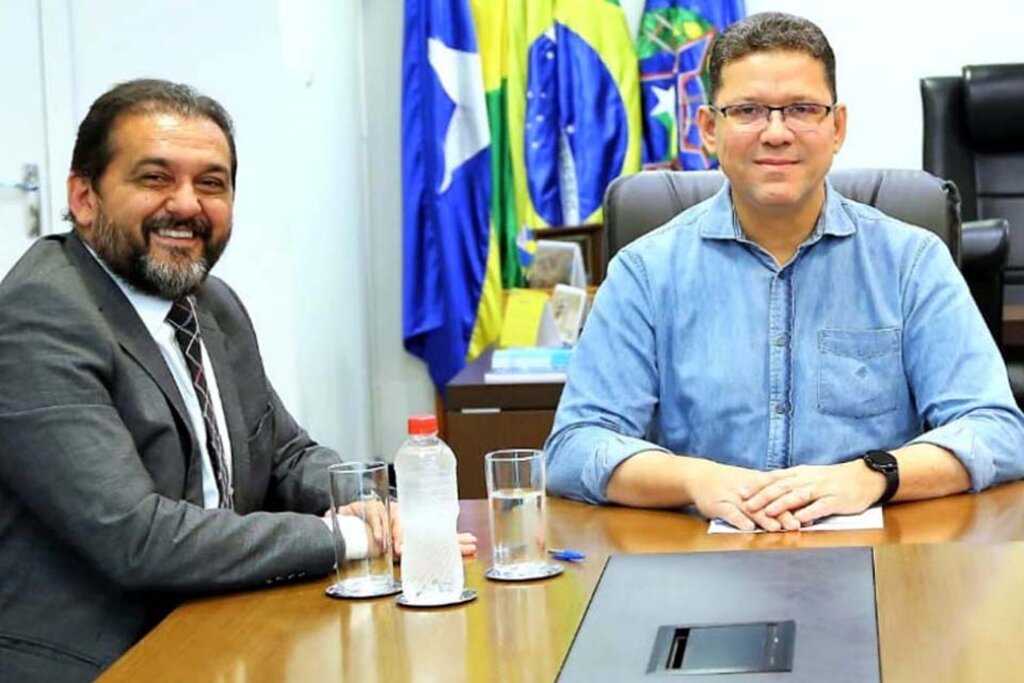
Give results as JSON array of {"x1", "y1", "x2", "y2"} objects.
[{"x1": 708, "y1": 102, "x2": 837, "y2": 130}]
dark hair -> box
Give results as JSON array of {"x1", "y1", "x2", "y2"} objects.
[
  {"x1": 69, "y1": 79, "x2": 237, "y2": 187},
  {"x1": 708, "y1": 12, "x2": 836, "y2": 104}
]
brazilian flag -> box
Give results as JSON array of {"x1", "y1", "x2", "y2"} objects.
[
  {"x1": 638, "y1": 0, "x2": 745, "y2": 170},
  {"x1": 471, "y1": 0, "x2": 641, "y2": 287},
  {"x1": 510, "y1": 1, "x2": 642, "y2": 229}
]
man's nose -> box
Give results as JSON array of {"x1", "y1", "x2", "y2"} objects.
[
  {"x1": 760, "y1": 110, "x2": 794, "y2": 145},
  {"x1": 164, "y1": 182, "x2": 203, "y2": 217}
]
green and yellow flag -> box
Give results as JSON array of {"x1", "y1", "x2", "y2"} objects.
[{"x1": 470, "y1": 0, "x2": 525, "y2": 289}]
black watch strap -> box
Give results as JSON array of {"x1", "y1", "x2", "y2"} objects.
[{"x1": 862, "y1": 450, "x2": 899, "y2": 506}]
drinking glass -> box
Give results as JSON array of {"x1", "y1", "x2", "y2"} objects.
[
  {"x1": 325, "y1": 461, "x2": 401, "y2": 598},
  {"x1": 484, "y1": 449, "x2": 562, "y2": 581}
]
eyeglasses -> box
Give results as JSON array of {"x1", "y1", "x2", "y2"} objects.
[{"x1": 710, "y1": 102, "x2": 835, "y2": 130}]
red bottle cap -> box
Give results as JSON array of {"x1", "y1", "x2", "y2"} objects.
[{"x1": 407, "y1": 414, "x2": 438, "y2": 435}]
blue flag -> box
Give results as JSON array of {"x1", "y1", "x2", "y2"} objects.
[
  {"x1": 403, "y1": 0, "x2": 495, "y2": 390},
  {"x1": 637, "y1": 0, "x2": 745, "y2": 170}
]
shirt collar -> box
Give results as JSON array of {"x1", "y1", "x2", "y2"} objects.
[
  {"x1": 83, "y1": 244, "x2": 174, "y2": 336},
  {"x1": 700, "y1": 178, "x2": 857, "y2": 243}
]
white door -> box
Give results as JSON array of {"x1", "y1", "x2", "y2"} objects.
[{"x1": 0, "y1": 0, "x2": 50, "y2": 278}]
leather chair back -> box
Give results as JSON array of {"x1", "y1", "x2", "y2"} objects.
[
  {"x1": 603, "y1": 168, "x2": 961, "y2": 263},
  {"x1": 922, "y1": 65, "x2": 1024, "y2": 277}
]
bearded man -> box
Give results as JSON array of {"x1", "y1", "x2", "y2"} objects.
[{"x1": 0, "y1": 79, "x2": 474, "y2": 681}]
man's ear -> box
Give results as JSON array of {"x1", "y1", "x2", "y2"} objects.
[
  {"x1": 67, "y1": 174, "x2": 98, "y2": 230},
  {"x1": 832, "y1": 103, "x2": 848, "y2": 154},
  {"x1": 697, "y1": 105, "x2": 718, "y2": 157}
]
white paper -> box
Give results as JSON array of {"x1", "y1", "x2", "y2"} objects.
[
  {"x1": 569, "y1": 244, "x2": 587, "y2": 288},
  {"x1": 483, "y1": 370, "x2": 566, "y2": 384},
  {"x1": 550, "y1": 284, "x2": 588, "y2": 345},
  {"x1": 535, "y1": 301, "x2": 563, "y2": 347},
  {"x1": 707, "y1": 506, "x2": 884, "y2": 534}
]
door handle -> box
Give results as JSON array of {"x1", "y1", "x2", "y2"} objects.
[{"x1": 0, "y1": 163, "x2": 41, "y2": 237}]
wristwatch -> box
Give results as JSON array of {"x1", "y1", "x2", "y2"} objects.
[{"x1": 862, "y1": 450, "x2": 899, "y2": 506}]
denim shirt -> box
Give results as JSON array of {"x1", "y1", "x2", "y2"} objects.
[{"x1": 545, "y1": 181, "x2": 1024, "y2": 504}]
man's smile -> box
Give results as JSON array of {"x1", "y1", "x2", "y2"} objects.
[{"x1": 755, "y1": 158, "x2": 799, "y2": 166}]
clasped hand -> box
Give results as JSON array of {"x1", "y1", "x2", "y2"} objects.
[
  {"x1": 690, "y1": 459, "x2": 884, "y2": 532},
  {"x1": 326, "y1": 501, "x2": 478, "y2": 558}
]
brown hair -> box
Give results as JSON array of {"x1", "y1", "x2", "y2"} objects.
[{"x1": 708, "y1": 12, "x2": 836, "y2": 103}]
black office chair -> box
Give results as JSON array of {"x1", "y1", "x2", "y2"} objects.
[
  {"x1": 922, "y1": 65, "x2": 1023, "y2": 395},
  {"x1": 921, "y1": 66, "x2": 1024, "y2": 341}
]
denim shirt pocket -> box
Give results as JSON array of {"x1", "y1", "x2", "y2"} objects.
[{"x1": 817, "y1": 328, "x2": 902, "y2": 418}]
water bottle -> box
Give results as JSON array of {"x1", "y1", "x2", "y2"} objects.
[{"x1": 394, "y1": 414, "x2": 464, "y2": 604}]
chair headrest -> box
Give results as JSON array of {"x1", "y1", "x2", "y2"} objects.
[{"x1": 964, "y1": 64, "x2": 1024, "y2": 152}]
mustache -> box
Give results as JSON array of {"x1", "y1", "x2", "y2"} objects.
[{"x1": 142, "y1": 215, "x2": 212, "y2": 239}]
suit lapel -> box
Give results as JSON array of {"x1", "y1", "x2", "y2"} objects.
[
  {"x1": 195, "y1": 306, "x2": 250, "y2": 511},
  {"x1": 65, "y1": 233, "x2": 205, "y2": 504}
]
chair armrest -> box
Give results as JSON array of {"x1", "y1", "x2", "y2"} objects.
[
  {"x1": 962, "y1": 218, "x2": 1009, "y2": 274},
  {"x1": 960, "y1": 218, "x2": 1008, "y2": 346}
]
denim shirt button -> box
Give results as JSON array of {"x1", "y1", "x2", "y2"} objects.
[
  {"x1": 774, "y1": 335, "x2": 788, "y2": 347},
  {"x1": 774, "y1": 402, "x2": 790, "y2": 415}
]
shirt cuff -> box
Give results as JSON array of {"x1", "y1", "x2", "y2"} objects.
[
  {"x1": 908, "y1": 422, "x2": 993, "y2": 491},
  {"x1": 321, "y1": 514, "x2": 369, "y2": 561},
  {"x1": 585, "y1": 433, "x2": 671, "y2": 503}
]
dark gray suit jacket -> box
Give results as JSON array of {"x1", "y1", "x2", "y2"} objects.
[{"x1": 0, "y1": 233, "x2": 339, "y2": 681}]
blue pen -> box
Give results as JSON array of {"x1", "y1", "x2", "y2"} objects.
[{"x1": 548, "y1": 548, "x2": 586, "y2": 562}]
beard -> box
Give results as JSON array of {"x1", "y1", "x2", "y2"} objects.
[{"x1": 90, "y1": 208, "x2": 229, "y2": 300}]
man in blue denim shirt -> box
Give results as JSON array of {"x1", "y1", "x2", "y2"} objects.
[{"x1": 545, "y1": 13, "x2": 1024, "y2": 531}]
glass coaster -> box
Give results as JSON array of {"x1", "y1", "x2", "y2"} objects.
[
  {"x1": 396, "y1": 589, "x2": 478, "y2": 608},
  {"x1": 325, "y1": 578, "x2": 402, "y2": 600},
  {"x1": 484, "y1": 562, "x2": 564, "y2": 582}
]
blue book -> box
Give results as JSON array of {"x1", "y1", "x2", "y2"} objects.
[{"x1": 490, "y1": 347, "x2": 574, "y2": 373}]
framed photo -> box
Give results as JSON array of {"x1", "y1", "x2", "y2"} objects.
[
  {"x1": 529, "y1": 240, "x2": 585, "y2": 288},
  {"x1": 532, "y1": 223, "x2": 605, "y2": 284}
]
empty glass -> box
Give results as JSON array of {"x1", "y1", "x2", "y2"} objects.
[{"x1": 325, "y1": 461, "x2": 401, "y2": 599}]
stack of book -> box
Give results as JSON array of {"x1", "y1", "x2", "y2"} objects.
[{"x1": 483, "y1": 347, "x2": 574, "y2": 384}]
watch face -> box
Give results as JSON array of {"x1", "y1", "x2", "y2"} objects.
[{"x1": 865, "y1": 451, "x2": 897, "y2": 473}]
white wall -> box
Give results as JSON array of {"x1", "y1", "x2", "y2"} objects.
[{"x1": 57, "y1": 0, "x2": 374, "y2": 456}]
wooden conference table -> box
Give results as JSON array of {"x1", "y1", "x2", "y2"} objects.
[{"x1": 100, "y1": 482, "x2": 1024, "y2": 682}]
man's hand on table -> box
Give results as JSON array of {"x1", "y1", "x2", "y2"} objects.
[
  {"x1": 739, "y1": 461, "x2": 885, "y2": 529},
  {"x1": 326, "y1": 501, "x2": 478, "y2": 559},
  {"x1": 684, "y1": 459, "x2": 803, "y2": 532},
  {"x1": 388, "y1": 502, "x2": 478, "y2": 557}
]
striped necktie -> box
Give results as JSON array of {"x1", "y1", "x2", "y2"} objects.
[{"x1": 166, "y1": 296, "x2": 233, "y2": 509}]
